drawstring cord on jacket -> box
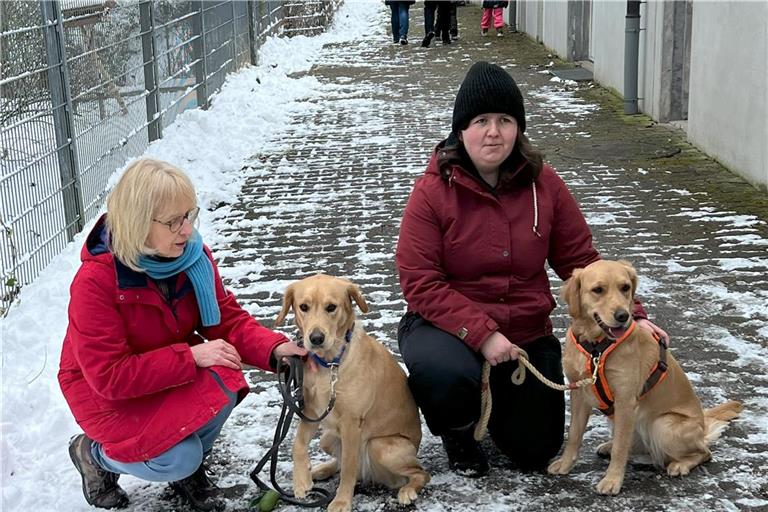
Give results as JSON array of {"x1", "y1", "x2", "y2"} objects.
[{"x1": 532, "y1": 181, "x2": 541, "y2": 238}]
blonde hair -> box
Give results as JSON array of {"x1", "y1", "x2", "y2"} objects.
[{"x1": 106, "y1": 158, "x2": 197, "y2": 271}]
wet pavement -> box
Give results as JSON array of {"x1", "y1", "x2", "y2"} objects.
[{"x1": 130, "y1": 3, "x2": 768, "y2": 511}]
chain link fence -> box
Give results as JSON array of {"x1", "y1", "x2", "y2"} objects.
[{"x1": 0, "y1": 0, "x2": 342, "y2": 314}]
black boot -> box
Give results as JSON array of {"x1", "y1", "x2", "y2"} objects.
[
  {"x1": 169, "y1": 463, "x2": 225, "y2": 511},
  {"x1": 69, "y1": 434, "x2": 130, "y2": 509},
  {"x1": 440, "y1": 425, "x2": 489, "y2": 478},
  {"x1": 421, "y1": 32, "x2": 435, "y2": 47}
]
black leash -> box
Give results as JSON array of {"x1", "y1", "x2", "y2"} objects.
[{"x1": 249, "y1": 355, "x2": 335, "y2": 508}]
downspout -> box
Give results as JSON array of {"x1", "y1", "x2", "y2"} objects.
[{"x1": 624, "y1": 0, "x2": 640, "y2": 114}]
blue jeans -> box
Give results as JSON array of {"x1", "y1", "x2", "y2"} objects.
[
  {"x1": 389, "y1": 2, "x2": 410, "y2": 41},
  {"x1": 91, "y1": 372, "x2": 237, "y2": 482}
]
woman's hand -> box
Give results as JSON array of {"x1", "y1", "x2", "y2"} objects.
[
  {"x1": 636, "y1": 318, "x2": 670, "y2": 346},
  {"x1": 480, "y1": 331, "x2": 520, "y2": 366},
  {"x1": 190, "y1": 339, "x2": 242, "y2": 369},
  {"x1": 272, "y1": 341, "x2": 308, "y2": 361}
]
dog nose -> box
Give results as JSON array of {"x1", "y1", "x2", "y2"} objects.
[
  {"x1": 309, "y1": 330, "x2": 325, "y2": 346},
  {"x1": 614, "y1": 309, "x2": 630, "y2": 324}
]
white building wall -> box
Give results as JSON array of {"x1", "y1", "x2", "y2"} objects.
[
  {"x1": 541, "y1": 1, "x2": 568, "y2": 58},
  {"x1": 687, "y1": 1, "x2": 768, "y2": 190},
  {"x1": 638, "y1": 0, "x2": 665, "y2": 121},
  {"x1": 590, "y1": 1, "x2": 626, "y2": 95}
]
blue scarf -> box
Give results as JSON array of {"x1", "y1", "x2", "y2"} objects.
[{"x1": 137, "y1": 230, "x2": 220, "y2": 326}]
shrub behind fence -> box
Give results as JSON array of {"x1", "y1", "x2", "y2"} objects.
[{"x1": 0, "y1": 0, "x2": 342, "y2": 314}]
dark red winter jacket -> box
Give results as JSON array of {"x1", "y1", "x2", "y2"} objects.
[
  {"x1": 58, "y1": 215, "x2": 288, "y2": 462},
  {"x1": 396, "y1": 147, "x2": 646, "y2": 350}
]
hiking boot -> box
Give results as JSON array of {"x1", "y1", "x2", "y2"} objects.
[
  {"x1": 421, "y1": 32, "x2": 434, "y2": 47},
  {"x1": 69, "y1": 434, "x2": 129, "y2": 509},
  {"x1": 440, "y1": 426, "x2": 489, "y2": 478},
  {"x1": 169, "y1": 463, "x2": 225, "y2": 511}
]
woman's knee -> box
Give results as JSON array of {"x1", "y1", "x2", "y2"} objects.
[{"x1": 145, "y1": 436, "x2": 204, "y2": 481}]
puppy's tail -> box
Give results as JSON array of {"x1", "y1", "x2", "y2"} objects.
[{"x1": 704, "y1": 400, "x2": 743, "y2": 444}]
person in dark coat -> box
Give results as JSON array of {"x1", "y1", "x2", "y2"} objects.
[
  {"x1": 422, "y1": 1, "x2": 452, "y2": 47},
  {"x1": 385, "y1": 0, "x2": 416, "y2": 44},
  {"x1": 435, "y1": 0, "x2": 460, "y2": 42},
  {"x1": 395, "y1": 61, "x2": 669, "y2": 477},
  {"x1": 59, "y1": 158, "x2": 306, "y2": 510},
  {"x1": 481, "y1": 0, "x2": 508, "y2": 36}
]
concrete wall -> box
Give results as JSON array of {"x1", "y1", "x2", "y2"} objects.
[
  {"x1": 542, "y1": 1, "x2": 568, "y2": 58},
  {"x1": 589, "y1": 1, "x2": 625, "y2": 95},
  {"x1": 687, "y1": 1, "x2": 768, "y2": 190}
]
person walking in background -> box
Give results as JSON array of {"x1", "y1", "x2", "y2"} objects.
[
  {"x1": 59, "y1": 159, "x2": 306, "y2": 510},
  {"x1": 435, "y1": 1, "x2": 460, "y2": 43},
  {"x1": 395, "y1": 62, "x2": 669, "y2": 478},
  {"x1": 481, "y1": 1, "x2": 508, "y2": 37},
  {"x1": 422, "y1": 1, "x2": 452, "y2": 47},
  {"x1": 386, "y1": 0, "x2": 415, "y2": 45},
  {"x1": 449, "y1": 2, "x2": 460, "y2": 40}
]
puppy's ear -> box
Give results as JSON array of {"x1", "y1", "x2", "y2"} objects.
[
  {"x1": 618, "y1": 260, "x2": 638, "y2": 299},
  {"x1": 275, "y1": 284, "x2": 294, "y2": 326},
  {"x1": 347, "y1": 283, "x2": 369, "y2": 314},
  {"x1": 561, "y1": 268, "x2": 583, "y2": 319}
]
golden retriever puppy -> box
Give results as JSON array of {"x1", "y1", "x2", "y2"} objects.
[
  {"x1": 275, "y1": 274, "x2": 429, "y2": 512},
  {"x1": 548, "y1": 260, "x2": 742, "y2": 495}
]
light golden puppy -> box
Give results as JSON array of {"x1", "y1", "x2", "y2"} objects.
[
  {"x1": 548, "y1": 260, "x2": 741, "y2": 495},
  {"x1": 275, "y1": 274, "x2": 429, "y2": 512}
]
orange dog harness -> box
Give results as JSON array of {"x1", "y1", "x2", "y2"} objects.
[{"x1": 567, "y1": 322, "x2": 668, "y2": 417}]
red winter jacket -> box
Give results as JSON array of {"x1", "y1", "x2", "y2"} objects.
[
  {"x1": 58, "y1": 215, "x2": 288, "y2": 463},
  {"x1": 396, "y1": 147, "x2": 646, "y2": 350}
]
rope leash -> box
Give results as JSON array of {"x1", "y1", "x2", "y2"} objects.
[
  {"x1": 473, "y1": 349, "x2": 599, "y2": 441},
  {"x1": 249, "y1": 356, "x2": 336, "y2": 508}
]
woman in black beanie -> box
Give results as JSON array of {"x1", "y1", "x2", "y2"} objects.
[{"x1": 395, "y1": 61, "x2": 668, "y2": 477}]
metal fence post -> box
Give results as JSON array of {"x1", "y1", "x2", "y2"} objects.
[
  {"x1": 39, "y1": 0, "x2": 84, "y2": 240},
  {"x1": 192, "y1": 1, "x2": 208, "y2": 109},
  {"x1": 246, "y1": 0, "x2": 257, "y2": 65},
  {"x1": 139, "y1": 1, "x2": 162, "y2": 141},
  {"x1": 230, "y1": 0, "x2": 237, "y2": 69}
]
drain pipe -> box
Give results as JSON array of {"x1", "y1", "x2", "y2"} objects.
[{"x1": 623, "y1": 0, "x2": 640, "y2": 114}]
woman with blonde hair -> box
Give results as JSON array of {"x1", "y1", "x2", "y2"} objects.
[{"x1": 59, "y1": 158, "x2": 305, "y2": 511}]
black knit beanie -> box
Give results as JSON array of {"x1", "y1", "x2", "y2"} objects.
[{"x1": 452, "y1": 61, "x2": 526, "y2": 134}]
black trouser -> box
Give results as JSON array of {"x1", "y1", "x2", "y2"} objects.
[
  {"x1": 398, "y1": 312, "x2": 565, "y2": 470},
  {"x1": 424, "y1": 1, "x2": 451, "y2": 40}
]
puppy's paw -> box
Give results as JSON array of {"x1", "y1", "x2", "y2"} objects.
[
  {"x1": 397, "y1": 484, "x2": 418, "y2": 505},
  {"x1": 666, "y1": 461, "x2": 692, "y2": 477},
  {"x1": 328, "y1": 498, "x2": 352, "y2": 512},
  {"x1": 547, "y1": 457, "x2": 574, "y2": 475},
  {"x1": 292, "y1": 472, "x2": 313, "y2": 499},
  {"x1": 311, "y1": 459, "x2": 338, "y2": 481},
  {"x1": 596, "y1": 441, "x2": 612, "y2": 458},
  {"x1": 596, "y1": 475, "x2": 623, "y2": 495}
]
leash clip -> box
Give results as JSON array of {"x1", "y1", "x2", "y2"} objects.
[{"x1": 591, "y1": 356, "x2": 600, "y2": 383}]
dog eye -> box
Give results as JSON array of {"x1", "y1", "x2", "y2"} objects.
[
  {"x1": 592, "y1": 286, "x2": 603, "y2": 294},
  {"x1": 299, "y1": 304, "x2": 309, "y2": 312},
  {"x1": 621, "y1": 284, "x2": 631, "y2": 292},
  {"x1": 325, "y1": 304, "x2": 337, "y2": 313}
]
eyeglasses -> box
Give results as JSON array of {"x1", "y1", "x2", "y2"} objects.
[{"x1": 153, "y1": 206, "x2": 200, "y2": 233}]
